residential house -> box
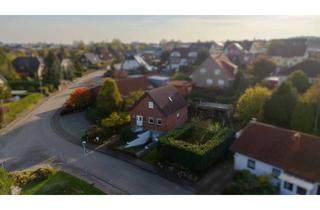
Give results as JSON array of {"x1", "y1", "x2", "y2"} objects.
[
  {"x1": 268, "y1": 39, "x2": 307, "y2": 69},
  {"x1": 116, "y1": 75, "x2": 153, "y2": 96},
  {"x1": 79, "y1": 53, "x2": 101, "y2": 67},
  {"x1": 131, "y1": 85, "x2": 188, "y2": 135},
  {"x1": 96, "y1": 48, "x2": 113, "y2": 61},
  {"x1": 190, "y1": 53, "x2": 238, "y2": 88},
  {"x1": 122, "y1": 55, "x2": 153, "y2": 73},
  {"x1": 224, "y1": 42, "x2": 253, "y2": 67},
  {"x1": 169, "y1": 47, "x2": 197, "y2": 70},
  {"x1": 305, "y1": 38, "x2": 320, "y2": 61},
  {"x1": 278, "y1": 59, "x2": 320, "y2": 83},
  {"x1": 61, "y1": 58, "x2": 74, "y2": 80},
  {"x1": 147, "y1": 75, "x2": 170, "y2": 87},
  {"x1": 249, "y1": 40, "x2": 268, "y2": 58},
  {"x1": 230, "y1": 121, "x2": 320, "y2": 195},
  {"x1": 209, "y1": 42, "x2": 224, "y2": 54},
  {"x1": 139, "y1": 47, "x2": 162, "y2": 63},
  {"x1": 167, "y1": 80, "x2": 193, "y2": 97},
  {"x1": 12, "y1": 56, "x2": 45, "y2": 79}
]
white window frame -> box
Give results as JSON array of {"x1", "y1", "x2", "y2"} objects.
[
  {"x1": 200, "y1": 68, "x2": 207, "y2": 75},
  {"x1": 148, "y1": 101, "x2": 154, "y2": 109},
  {"x1": 156, "y1": 118, "x2": 162, "y2": 126},
  {"x1": 272, "y1": 168, "x2": 281, "y2": 179},
  {"x1": 284, "y1": 181, "x2": 293, "y2": 191},
  {"x1": 148, "y1": 117, "x2": 155, "y2": 124},
  {"x1": 218, "y1": 79, "x2": 225, "y2": 86},
  {"x1": 206, "y1": 79, "x2": 213, "y2": 86},
  {"x1": 214, "y1": 69, "x2": 221, "y2": 75}
]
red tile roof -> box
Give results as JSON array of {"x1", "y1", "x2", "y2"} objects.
[
  {"x1": 230, "y1": 121, "x2": 320, "y2": 182},
  {"x1": 116, "y1": 76, "x2": 153, "y2": 96}
]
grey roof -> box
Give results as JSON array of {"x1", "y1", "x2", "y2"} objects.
[
  {"x1": 306, "y1": 39, "x2": 320, "y2": 50},
  {"x1": 84, "y1": 53, "x2": 101, "y2": 64},
  {"x1": 198, "y1": 102, "x2": 233, "y2": 111}
]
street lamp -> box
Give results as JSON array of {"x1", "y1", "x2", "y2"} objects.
[{"x1": 82, "y1": 140, "x2": 88, "y2": 176}]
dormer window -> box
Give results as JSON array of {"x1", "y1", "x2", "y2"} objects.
[
  {"x1": 148, "y1": 101, "x2": 154, "y2": 109},
  {"x1": 214, "y1": 69, "x2": 221, "y2": 75}
]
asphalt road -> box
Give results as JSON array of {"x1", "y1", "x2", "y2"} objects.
[{"x1": 0, "y1": 71, "x2": 192, "y2": 195}]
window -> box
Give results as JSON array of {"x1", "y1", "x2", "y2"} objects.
[
  {"x1": 272, "y1": 168, "x2": 281, "y2": 179},
  {"x1": 218, "y1": 79, "x2": 225, "y2": 86},
  {"x1": 214, "y1": 69, "x2": 221, "y2": 75},
  {"x1": 317, "y1": 185, "x2": 320, "y2": 195},
  {"x1": 247, "y1": 159, "x2": 255, "y2": 170},
  {"x1": 284, "y1": 181, "x2": 293, "y2": 191},
  {"x1": 206, "y1": 79, "x2": 213, "y2": 86},
  {"x1": 200, "y1": 68, "x2": 207, "y2": 75},
  {"x1": 156, "y1": 118, "x2": 162, "y2": 126},
  {"x1": 176, "y1": 112, "x2": 180, "y2": 118},
  {"x1": 297, "y1": 186, "x2": 307, "y2": 195},
  {"x1": 148, "y1": 101, "x2": 154, "y2": 109},
  {"x1": 148, "y1": 117, "x2": 154, "y2": 124}
]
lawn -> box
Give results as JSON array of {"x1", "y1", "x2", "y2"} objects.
[{"x1": 22, "y1": 171, "x2": 105, "y2": 195}]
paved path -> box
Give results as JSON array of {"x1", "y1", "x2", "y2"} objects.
[{"x1": 0, "y1": 71, "x2": 192, "y2": 195}]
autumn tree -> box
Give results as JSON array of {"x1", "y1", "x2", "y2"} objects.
[
  {"x1": 65, "y1": 87, "x2": 92, "y2": 110},
  {"x1": 96, "y1": 78, "x2": 123, "y2": 116},
  {"x1": 287, "y1": 70, "x2": 310, "y2": 93},
  {"x1": 235, "y1": 86, "x2": 272, "y2": 125},
  {"x1": 248, "y1": 57, "x2": 276, "y2": 82},
  {"x1": 124, "y1": 90, "x2": 144, "y2": 110},
  {"x1": 233, "y1": 70, "x2": 248, "y2": 95},
  {"x1": 264, "y1": 81, "x2": 298, "y2": 127}
]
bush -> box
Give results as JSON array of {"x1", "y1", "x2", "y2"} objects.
[
  {"x1": 8, "y1": 80, "x2": 40, "y2": 91},
  {"x1": 101, "y1": 112, "x2": 131, "y2": 133},
  {"x1": 158, "y1": 122, "x2": 235, "y2": 171},
  {"x1": 222, "y1": 170, "x2": 277, "y2": 195},
  {"x1": 119, "y1": 126, "x2": 137, "y2": 142},
  {"x1": 65, "y1": 87, "x2": 92, "y2": 110},
  {"x1": 11, "y1": 167, "x2": 55, "y2": 187},
  {"x1": 0, "y1": 167, "x2": 13, "y2": 195},
  {"x1": 82, "y1": 127, "x2": 111, "y2": 145}
]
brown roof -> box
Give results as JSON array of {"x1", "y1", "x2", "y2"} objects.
[
  {"x1": 210, "y1": 53, "x2": 238, "y2": 79},
  {"x1": 116, "y1": 76, "x2": 153, "y2": 96},
  {"x1": 279, "y1": 59, "x2": 320, "y2": 77},
  {"x1": 168, "y1": 80, "x2": 193, "y2": 87},
  {"x1": 146, "y1": 85, "x2": 188, "y2": 116},
  {"x1": 268, "y1": 39, "x2": 306, "y2": 57},
  {"x1": 230, "y1": 121, "x2": 320, "y2": 182}
]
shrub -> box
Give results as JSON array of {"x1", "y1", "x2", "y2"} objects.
[
  {"x1": 158, "y1": 122, "x2": 235, "y2": 171},
  {"x1": 65, "y1": 87, "x2": 92, "y2": 110},
  {"x1": 82, "y1": 127, "x2": 110, "y2": 145},
  {"x1": 222, "y1": 170, "x2": 277, "y2": 195},
  {"x1": 101, "y1": 112, "x2": 131, "y2": 133},
  {"x1": 8, "y1": 80, "x2": 40, "y2": 91},
  {"x1": 0, "y1": 167, "x2": 13, "y2": 195},
  {"x1": 11, "y1": 167, "x2": 55, "y2": 187},
  {"x1": 119, "y1": 126, "x2": 137, "y2": 142}
]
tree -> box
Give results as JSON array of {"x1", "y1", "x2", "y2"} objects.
[
  {"x1": 43, "y1": 51, "x2": 62, "y2": 89},
  {"x1": 0, "y1": 167, "x2": 13, "y2": 195},
  {"x1": 195, "y1": 48, "x2": 209, "y2": 65},
  {"x1": 101, "y1": 112, "x2": 131, "y2": 132},
  {"x1": 264, "y1": 81, "x2": 298, "y2": 127},
  {"x1": 235, "y1": 86, "x2": 272, "y2": 125},
  {"x1": 248, "y1": 57, "x2": 276, "y2": 82},
  {"x1": 160, "y1": 50, "x2": 170, "y2": 64},
  {"x1": 0, "y1": 84, "x2": 11, "y2": 100},
  {"x1": 233, "y1": 70, "x2": 248, "y2": 94},
  {"x1": 65, "y1": 87, "x2": 92, "y2": 110},
  {"x1": 124, "y1": 90, "x2": 144, "y2": 110},
  {"x1": 291, "y1": 80, "x2": 320, "y2": 134},
  {"x1": 0, "y1": 48, "x2": 19, "y2": 81},
  {"x1": 287, "y1": 70, "x2": 310, "y2": 93},
  {"x1": 96, "y1": 78, "x2": 123, "y2": 116}
]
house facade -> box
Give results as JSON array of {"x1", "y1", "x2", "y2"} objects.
[
  {"x1": 230, "y1": 121, "x2": 320, "y2": 195},
  {"x1": 169, "y1": 47, "x2": 197, "y2": 70},
  {"x1": 131, "y1": 85, "x2": 188, "y2": 134},
  {"x1": 122, "y1": 55, "x2": 153, "y2": 72},
  {"x1": 191, "y1": 53, "x2": 238, "y2": 88},
  {"x1": 80, "y1": 53, "x2": 101, "y2": 67}
]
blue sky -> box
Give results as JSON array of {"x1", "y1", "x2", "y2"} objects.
[{"x1": 0, "y1": 16, "x2": 319, "y2": 43}]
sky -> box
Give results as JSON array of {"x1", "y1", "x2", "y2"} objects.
[{"x1": 0, "y1": 16, "x2": 319, "y2": 44}]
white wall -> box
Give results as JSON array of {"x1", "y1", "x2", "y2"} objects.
[{"x1": 122, "y1": 60, "x2": 140, "y2": 70}]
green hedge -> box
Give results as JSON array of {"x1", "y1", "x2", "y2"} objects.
[
  {"x1": 158, "y1": 123, "x2": 234, "y2": 171},
  {"x1": 8, "y1": 80, "x2": 40, "y2": 92},
  {"x1": 1, "y1": 93, "x2": 43, "y2": 127}
]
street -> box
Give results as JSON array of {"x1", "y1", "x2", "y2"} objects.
[{"x1": 0, "y1": 71, "x2": 192, "y2": 195}]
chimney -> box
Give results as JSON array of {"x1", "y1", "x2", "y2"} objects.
[{"x1": 292, "y1": 132, "x2": 301, "y2": 151}]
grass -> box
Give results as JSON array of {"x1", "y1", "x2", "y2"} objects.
[
  {"x1": 22, "y1": 171, "x2": 106, "y2": 195},
  {"x1": 2, "y1": 93, "x2": 43, "y2": 128}
]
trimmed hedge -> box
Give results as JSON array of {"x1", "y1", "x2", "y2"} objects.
[
  {"x1": 8, "y1": 80, "x2": 40, "y2": 92},
  {"x1": 158, "y1": 123, "x2": 234, "y2": 171}
]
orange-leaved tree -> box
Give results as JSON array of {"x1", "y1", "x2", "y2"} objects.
[{"x1": 65, "y1": 87, "x2": 92, "y2": 110}]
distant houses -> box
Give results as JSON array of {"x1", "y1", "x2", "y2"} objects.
[
  {"x1": 191, "y1": 53, "x2": 238, "y2": 88},
  {"x1": 121, "y1": 55, "x2": 154, "y2": 73},
  {"x1": 80, "y1": 53, "x2": 101, "y2": 67},
  {"x1": 169, "y1": 47, "x2": 197, "y2": 70},
  {"x1": 231, "y1": 121, "x2": 320, "y2": 195},
  {"x1": 12, "y1": 56, "x2": 45, "y2": 79}
]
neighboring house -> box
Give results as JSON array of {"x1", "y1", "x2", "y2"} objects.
[
  {"x1": 224, "y1": 42, "x2": 253, "y2": 66},
  {"x1": 305, "y1": 39, "x2": 320, "y2": 61},
  {"x1": 169, "y1": 47, "x2": 197, "y2": 70},
  {"x1": 209, "y1": 42, "x2": 224, "y2": 54},
  {"x1": 268, "y1": 39, "x2": 307, "y2": 69},
  {"x1": 191, "y1": 53, "x2": 238, "y2": 88},
  {"x1": 278, "y1": 59, "x2": 320, "y2": 83},
  {"x1": 167, "y1": 80, "x2": 193, "y2": 97},
  {"x1": 249, "y1": 40, "x2": 268, "y2": 58},
  {"x1": 116, "y1": 75, "x2": 153, "y2": 96},
  {"x1": 80, "y1": 53, "x2": 101, "y2": 67},
  {"x1": 12, "y1": 56, "x2": 45, "y2": 79},
  {"x1": 131, "y1": 85, "x2": 188, "y2": 134},
  {"x1": 122, "y1": 55, "x2": 153, "y2": 72},
  {"x1": 147, "y1": 75, "x2": 170, "y2": 87},
  {"x1": 61, "y1": 59, "x2": 74, "y2": 80},
  {"x1": 230, "y1": 121, "x2": 320, "y2": 195},
  {"x1": 139, "y1": 47, "x2": 162, "y2": 63}
]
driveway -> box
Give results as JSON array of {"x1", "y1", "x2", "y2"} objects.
[{"x1": 0, "y1": 71, "x2": 192, "y2": 195}]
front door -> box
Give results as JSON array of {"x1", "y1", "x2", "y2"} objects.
[{"x1": 136, "y1": 115, "x2": 143, "y2": 127}]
